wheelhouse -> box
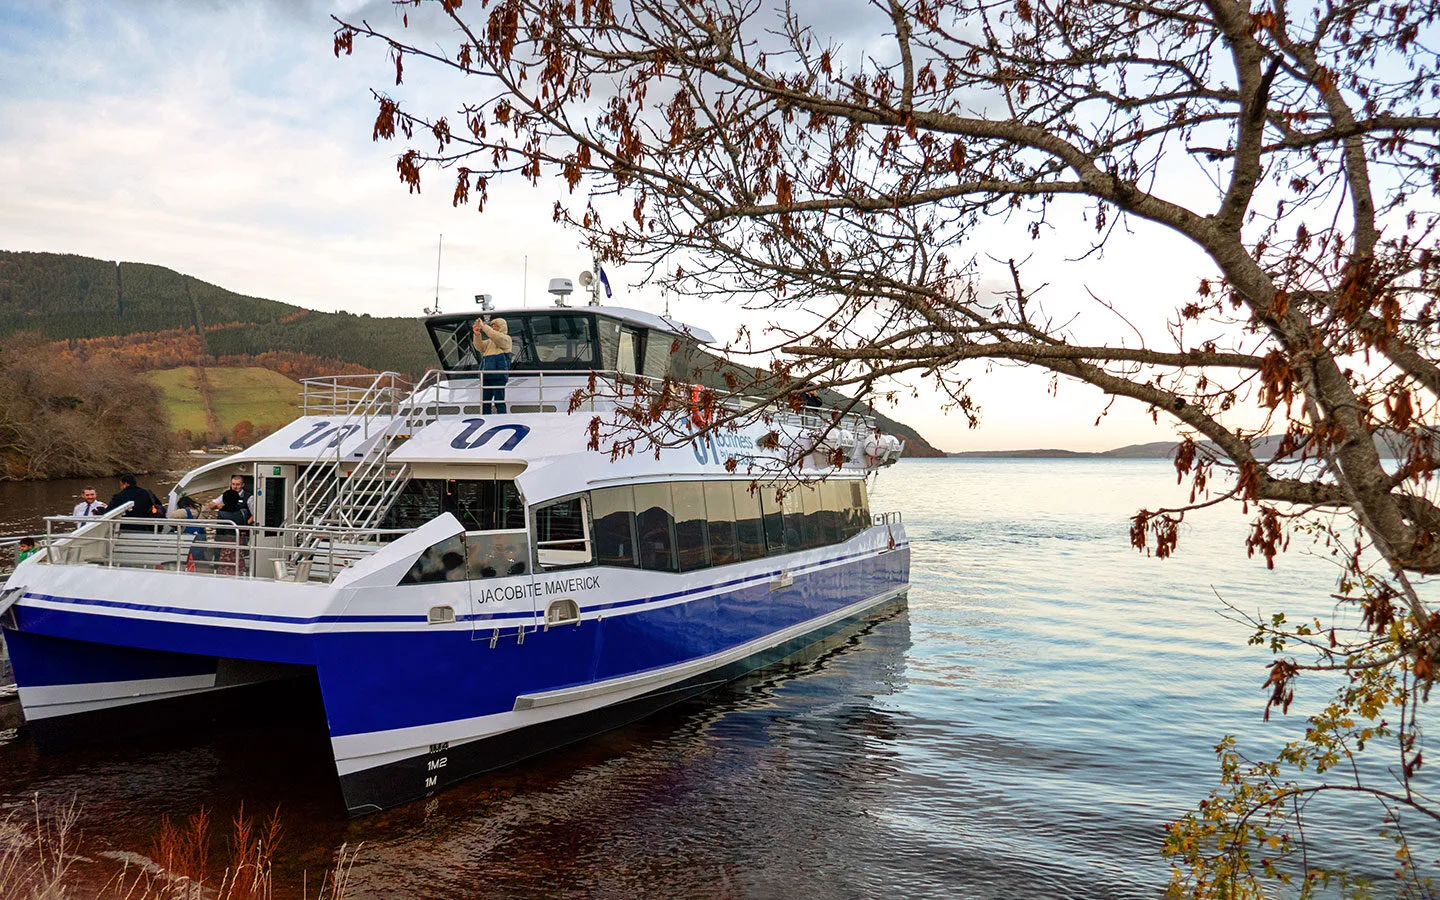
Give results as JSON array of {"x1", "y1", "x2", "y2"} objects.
[{"x1": 424, "y1": 308, "x2": 714, "y2": 379}]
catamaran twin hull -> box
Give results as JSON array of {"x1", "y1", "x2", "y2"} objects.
[{"x1": 2, "y1": 524, "x2": 908, "y2": 814}]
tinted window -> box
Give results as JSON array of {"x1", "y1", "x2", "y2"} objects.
[
  {"x1": 642, "y1": 332, "x2": 674, "y2": 379},
  {"x1": 451, "y1": 479, "x2": 515, "y2": 532},
  {"x1": 400, "y1": 533, "x2": 469, "y2": 584},
  {"x1": 466, "y1": 531, "x2": 529, "y2": 578},
  {"x1": 672, "y1": 482, "x2": 709, "y2": 572},
  {"x1": 536, "y1": 497, "x2": 586, "y2": 548},
  {"x1": 634, "y1": 483, "x2": 677, "y2": 572},
  {"x1": 821, "y1": 480, "x2": 846, "y2": 544},
  {"x1": 384, "y1": 478, "x2": 443, "y2": 529},
  {"x1": 846, "y1": 480, "x2": 869, "y2": 537},
  {"x1": 705, "y1": 481, "x2": 740, "y2": 566},
  {"x1": 592, "y1": 485, "x2": 638, "y2": 567},
  {"x1": 761, "y1": 484, "x2": 788, "y2": 555},
  {"x1": 732, "y1": 481, "x2": 765, "y2": 561},
  {"x1": 798, "y1": 483, "x2": 824, "y2": 550},
  {"x1": 597, "y1": 318, "x2": 621, "y2": 371}
]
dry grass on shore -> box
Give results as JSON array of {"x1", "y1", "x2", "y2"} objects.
[{"x1": 0, "y1": 796, "x2": 359, "y2": 899}]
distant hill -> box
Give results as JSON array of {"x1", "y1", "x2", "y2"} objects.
[
  {"x1": 0, "y1": 251, "x2": 437, "y2": 375},
  {"x1": 949, "y1": 436, "x2": 1408, "y2": 459},
  {"x1": 1, "y1": 250, "x2": 946, "y2": 453}
]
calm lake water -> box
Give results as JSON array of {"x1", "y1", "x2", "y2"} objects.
[{"x1": 0, "y1": 459, "x2": 1433, "y2": 897}]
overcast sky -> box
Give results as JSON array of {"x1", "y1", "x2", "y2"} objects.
[{"x1": 0, "y1": 0, "x2": 1214, "y2": 452}]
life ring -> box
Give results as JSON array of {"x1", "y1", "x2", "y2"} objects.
[{"x1": 689, "y1": 384, "x2": 714, "y2": 429}]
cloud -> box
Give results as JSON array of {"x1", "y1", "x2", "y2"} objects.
[{"x1": 0, "y1": 0, "x2": 1205, "y2": 450}]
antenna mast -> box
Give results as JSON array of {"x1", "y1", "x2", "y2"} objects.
[{"x1": 432, "y1": 233, "x2": 444, "y2": 314}]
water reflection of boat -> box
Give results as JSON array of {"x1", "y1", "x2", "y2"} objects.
[{"x1": 0, "y1": 275, "x2": 910, "y2": 815}]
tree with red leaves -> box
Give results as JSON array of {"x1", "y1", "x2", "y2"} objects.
[{"x1": 335, "y1": 0, "x2": 1439, "y2": 891}]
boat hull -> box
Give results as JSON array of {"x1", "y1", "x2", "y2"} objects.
[
  {"x1": 3, "y1": 529, "x2": 910, "y2": 816},
  {"x1": 337, "y1": 583, "x2": 908, "y2": 815}
]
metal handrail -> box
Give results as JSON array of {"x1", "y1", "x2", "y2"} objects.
[
  {"x1": 405, "y1": 368, "x2": 881, "y2": 436},
  {"x1": 35, "y1": 513, "x2": 411, "y2": 582},
  {"x1": 872, "y1": 511, "x2": 903, "y2": 526}
]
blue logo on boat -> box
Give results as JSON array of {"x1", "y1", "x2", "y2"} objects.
[
  {"x1": 451, "y1": 418, "x2": 531, "y2": 452},
  {"x1": 289, "y1": 421, "x2": 361, "y2": 450}
]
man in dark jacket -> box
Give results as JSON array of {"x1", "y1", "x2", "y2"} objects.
[{"x1": 108, "y1": 473, "x2": 161, "y2": 524}]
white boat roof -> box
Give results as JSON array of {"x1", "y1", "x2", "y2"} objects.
[{"x1": 174, "y1": 410, "x2": 865, "y2": 502}]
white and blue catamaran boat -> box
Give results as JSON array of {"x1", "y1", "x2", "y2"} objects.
[{"x1": 0, "y1": 277, "x2": 910, "y2": 815}]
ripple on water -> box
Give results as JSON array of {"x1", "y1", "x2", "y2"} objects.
[{"x1": 0, "y1": 460, "x2": 1428, "y2": 897}]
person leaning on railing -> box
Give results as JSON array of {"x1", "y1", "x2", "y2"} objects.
[{"x1": 472, "y1": 316, "x2": 512, "y2": 414}]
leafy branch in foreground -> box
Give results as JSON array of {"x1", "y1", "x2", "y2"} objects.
[{"x1": 334, "y1": 0, "x2": 1439, "y2": 892}]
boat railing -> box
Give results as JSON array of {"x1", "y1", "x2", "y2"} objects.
[
  {"x1": 872, "y1": 511, "x2": 904, "y2": 526},
  {"x1": 34, "y1": 507, "x2": 409, "y2": 583},
  {"x1": 409, "y1": 368, "x2": 880, "y2": 437},
  {"x1": 293, "y1": 371, "x2": 420, "y2": 534},
  {"x1": 300, "y1": 372, "x2": 414, "y2": 417}
]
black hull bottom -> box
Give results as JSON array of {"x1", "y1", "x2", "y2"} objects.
[
  {"x1": 340, "y1": 590, "x2": 908, "y2": 815},
  {"x1": 23, "y1": 671, "x2": 328, "y2": 754}
]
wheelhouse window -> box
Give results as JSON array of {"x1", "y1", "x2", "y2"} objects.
[
  {"x1": 426, "y1": 313, "x2": 600, "y2": 373},
  {"x1": 512, "y1": 314, "x2": 599, "y2": 370}
]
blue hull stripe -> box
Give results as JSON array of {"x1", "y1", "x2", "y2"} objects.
[{"x1": 19, "y1": 542, "x2": 910, "y2": 626}]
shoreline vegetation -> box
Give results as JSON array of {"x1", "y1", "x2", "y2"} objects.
[
  {"x1": 0, "y1": 797, "x2": 358, "y2": 899},
  {"x1": 0, "y1": 333, "x2": 172, "y2": 481}
]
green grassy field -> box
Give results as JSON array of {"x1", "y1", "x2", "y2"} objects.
[{"x1": 146, "y1": 366, "x2": 302, "y2": 435}]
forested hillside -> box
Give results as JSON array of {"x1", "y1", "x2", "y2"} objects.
[
  {"x1": 0, "y1": 250, "x2": 945, "y2": 457},
  {"x1": 0, "y1": 251, "x2": 436, "y2": 375},
  {"x1": 0, "y1": 333, "x2": 172, "y2": 479}
]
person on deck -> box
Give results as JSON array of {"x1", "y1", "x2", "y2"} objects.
[
  {"x1": 72, "y1": 488, "x2": 106, "y2": 518},
  {"x1": 169, "y1": 495, "x2": 209, "y2": 565},
  {"x1": 109, "y1": 474, "x2": 161, "y2": 519},
  {"x1": 210, "y1": 476, "x2": 254, "y2": 573},
  {"x1": 473, "y1": 316, "x2": 513, "y2": 414},
  {"x1": 17, "y1": 537, "x2": 38, "y2": 562},
  {"x1": 210, "y1": 476, "x2": 254, "y2": 529}
]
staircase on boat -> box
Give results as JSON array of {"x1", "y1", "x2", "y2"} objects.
[{"x1": 291, "y1": 373, "x2": 430, "y2": 542}]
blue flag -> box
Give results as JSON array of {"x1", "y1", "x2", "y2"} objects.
[{"x1": 598, "y1": 267, "x2": 612, "y2": 299}]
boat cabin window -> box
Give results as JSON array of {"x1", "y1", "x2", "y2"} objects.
[
  {"x1": 399, "y1": 530, "x2": 530, "y2": 584},
  {"x1": 591, "y1": 485, "x2": 638, "y2": 567},
  {"x1": 466, "y1": 530, "x2": 529, "y2": 578},
  {"x1": 534, "y1": 495, "x2": 592, "y2": 567},
  {"x1": 539, "y1": 477, "x2": 869, "y2": 574},
  {"x1": 383, "y1": 478, "x2": 524, "y2": 532}
]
